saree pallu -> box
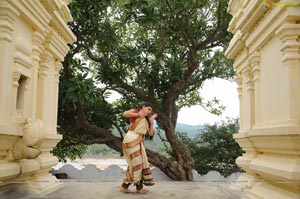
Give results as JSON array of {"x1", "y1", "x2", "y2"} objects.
[{"x1": 122, "y1": 118, "x2": 154, "y2": 186}]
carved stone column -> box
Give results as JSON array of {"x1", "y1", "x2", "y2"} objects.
[
  {"x1": 0, "y1": 0, "x2": 76, "y2": 194},
  {"x1": 250, "y1": 53, "x2": 261, "y2": 128},
  {"x1": 243, "y1": 66, "x2": 255, "y2": 130},
  {"x1": 0, "y1": 2, "x2": 27, "y2": 182},
  {"x1": 52, "y1": 61, "x2": 62, "y2": 132},
  {"x1": 235, "y1": 74, "x2": 243, "y2": 130},
  {"x1": 36, "y1": 51, "x2": 51, "y2": 122},
  {"x1": 226, "y1": 1, "x2": 300, "y2": 198},
  {"x1": 275, "y1": 23, "x2": 300, "y2": 126},
  {"x1": 0, "y1": 1, "x2": 19, "y2": 123},
  {"x1": 31, "y1": 32, "x2": 45, "y2": 121}
]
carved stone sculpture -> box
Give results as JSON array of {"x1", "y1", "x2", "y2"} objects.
[
  {"x1": 12, "y1": 119, "x2": 44, "y2": 160},
  {"x1": 12, "y1": 139, "x2": 41, "y2": 160},
  {"x1": 23, "y1": 119, "x2": 44, "y2": 147}
]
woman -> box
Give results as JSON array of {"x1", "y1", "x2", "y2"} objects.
[{"x1": 120, "y1": 102, "x2": 158, "y2": 194}]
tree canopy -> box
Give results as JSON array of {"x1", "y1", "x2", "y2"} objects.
[{"x1": 54, "y1": 0, "x2": 235, "y2": 180}]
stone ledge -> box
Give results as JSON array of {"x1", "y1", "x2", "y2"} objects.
[
  {"x1": 0, "y1": 181, "x2": 237, "y2": 199},
  {"x1": 218, "y1": 184, "x2": 244, "y2": 199}
]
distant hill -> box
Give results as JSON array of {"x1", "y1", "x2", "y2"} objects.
[{"x1": 175, "y1": 123, "x2": 203, "y2": 138}]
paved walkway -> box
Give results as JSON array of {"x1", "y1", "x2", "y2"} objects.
[{"x1": 1, "y1": 180, "x2": 241, "y2": 199}]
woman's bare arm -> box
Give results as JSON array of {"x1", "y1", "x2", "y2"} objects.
[
  {"x1": 148, "y1": 122, "x2": 154, "y2": 136},
  {"x1": 147, "y1": 113, "x2": 158, "y2": 136},
  {"x1": 122, "y1": 109, "x2": 140, "y2": 118}
]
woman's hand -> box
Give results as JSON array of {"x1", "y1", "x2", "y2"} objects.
[
  {"x1": 138, "y1": 110, "x2": 148, "y2": 118},
  {"x1": 149, "y1": 113, "x2": 158, "y2": 124},
  {"x1": 147, "y1": 113, "x2": 157, "y2": 137}
]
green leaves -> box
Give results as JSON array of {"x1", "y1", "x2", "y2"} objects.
[
  {"x1": 52, "y1": 138, "x2": 87, "y2": 163},
  {"x1": 179, "y1": 118, "x2": 243, "y2": 177},
  {"x1": 60, "y1": 73, "x2": 100, "y2": 106}
]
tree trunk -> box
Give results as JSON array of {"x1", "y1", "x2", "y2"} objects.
[
  {"x1": 147, "y1": 143, "x2": 194, "y2": 181},
  {"x1": 153, "y1": 111, "x2": 195, "y2": 181}
]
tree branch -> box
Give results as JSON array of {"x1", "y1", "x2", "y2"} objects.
[
  {"x1": 163, "y1": 48, "x2": 199, "y2": 115},
  {"x1": 195, "y1": 1, "x2": 223, "y2": 51},
  {"x1": 118, "y1": 82, "x2": 149, "y2": 102},
  {"x1": 86, "y1": 47, "x2": 106, "y2": 63},
  {"x1": 113, "y1": 123, "x2": 124, "y2": 140},
  {"x1": 63, "y1": 134, "x2": 114, "y2": 145},
  {"x1": 171, "y1": 101, "x2": 178, "y2": 128}
]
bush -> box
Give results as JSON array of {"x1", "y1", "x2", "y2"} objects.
[{"x1": 179, "y1": 118, "x2": 243, "y2": 177}]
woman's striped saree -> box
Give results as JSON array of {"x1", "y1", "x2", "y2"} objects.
[{"x1": 122, "y1": 118, "x2": 154, "y2": 186}]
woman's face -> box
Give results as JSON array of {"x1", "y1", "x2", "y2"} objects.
[{"x1": 141, "y1": 105, "x2": 153, "y2": 116}]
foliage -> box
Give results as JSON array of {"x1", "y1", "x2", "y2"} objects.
[
  {"x1": 52, "y1": 138, "x2": 87, "y2": 163},
  {"x1": 67, "y1": 0, "x2": 234, "y2": 111},
  {"x1": 85, "y1": 144, "x2": 119, "y2": 155},
  {"x1": 179, "y1": 118, "x2": 243, "y2": 177},
  {"x1": 56, "y1": 0, "x2": 235, "y2": 180}
]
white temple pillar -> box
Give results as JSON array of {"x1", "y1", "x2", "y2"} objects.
[
  {"x1": 226, "y1": 0, "x2": 300, "y2": 198},
  {"x1": 0, "y1": 1, "x2": 19, "y2": 123},
  {"x1": 0, "y1": 0, "x2": 76, "y2": 194}
]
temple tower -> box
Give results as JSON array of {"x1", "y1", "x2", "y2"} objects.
[
  {"x1": 226, "y1": 0, "x2": 300, "y2": 198},
  {"x1": 0, "y1": 0, "x2": 75, "y2": 193}
]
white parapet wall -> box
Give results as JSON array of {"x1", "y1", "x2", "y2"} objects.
[
  {"x1": 226, "y1": 0, "x2": 300, "y2": 198},
  {"x1": 0, "y1": 0, "x2": 76, "y2": 193},
  {"x1": 50, "y1": 164, "x2": 242, "y2": 182}
]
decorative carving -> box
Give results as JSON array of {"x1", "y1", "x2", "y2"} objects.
[
  {"x1": 243, "y1": 66, "x2": 254, "y2": 92},
  {"x1": 249, "y1": 52, "x2": 261, "y2": 126},
  {"x1": 14, "y1": 41, "x2": 32, "y2": 78},
  {"x1": 12, "y1": 139, "x2": 41, "y2": 160},
  {"x1": 24, "y1": 77, "x2": 30, "y2": 91},
  {"x1": 39, "y1": 51, "x2": 52, "y2": 77},
  {"x1": 23, "y1": 119, "x2": 45, "y2": 147},
  {"x1": 12, "y1": 72, "x2": 21, "y2": 88},
  {"x1": 275, "y1": 24, "x2": 300, "y2": 66},
  {"x1": 60, "y1": 0, "x2": 73, "y2": 22},
  {"x1": 54, "y1": 61, "x2": 62, "y2": 83},
  {"x1": 225, "y1": 30, "x2": 245, "y2": 59},
  {"x1": 0, "y1": 1, "x2": 19, "y2": 42},
  {"x1": 32, "y1": 32, "x2": 45, "y2": 62},
  {"x1": 249, "y1": 52, "x2": 260, "y2": 82},
  {"x1": 14, "y1": 109, "x2": 25, "y2": 124},
  {"x1": 235, "y1": 73, "x2": 243, "y2": 98},
  {"x1": 11, "y1": 119, "x2": 45, "y2": 160}
]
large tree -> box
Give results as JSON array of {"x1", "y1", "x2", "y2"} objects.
[{"x1": 56, "y1": 0, "x2": 234, "y2": 181}]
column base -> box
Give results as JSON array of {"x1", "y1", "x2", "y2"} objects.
[
  {"x1": 0, "y1": 172, "x2": 60, "y2": 198},
  {"x1": 245, "y1": 182, "x2": 300, "y2": 199}
]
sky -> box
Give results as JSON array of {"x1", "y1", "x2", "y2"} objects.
[
  {"x1": 177, "y1": 78, "x2": 239, "y2": 125},
  {"x1": 107, "y1": 77, "x2": 239, "y2": 126}
]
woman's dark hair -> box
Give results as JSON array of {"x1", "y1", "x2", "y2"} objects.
[
  {"x1": 138, "y1": 102, "x2": 154, "y2": 140},
  {"x1": 139, "y1": 101, "x2": 153, "y2": 110}
]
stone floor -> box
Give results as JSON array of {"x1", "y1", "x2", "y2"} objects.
[{"x1": 0, "y1": 180, "x2": 242, "y2": 199}]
